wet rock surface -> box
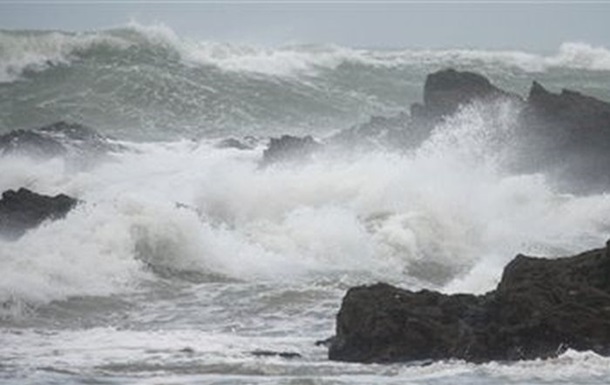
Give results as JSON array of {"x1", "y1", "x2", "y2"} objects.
[
  {"x1": 516, "y1": 81, "x2": 610, "y2": 192},
  {"x1": 0, "y1": 121, "x2": 121, "y2": 160},
  {"x1": 329, "y1": 242, "x2": 610, "y2": 363},
  {"x1": 0, "y1": 188, "x2": 78, "y2": 239}
]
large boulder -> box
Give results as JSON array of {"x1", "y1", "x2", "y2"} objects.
[
  {"x1": 0, "y1": 188, "x2": 78, "y2": 239},
  {"x1": 328, "y1": 241, "x2": 610, "y2": 363},
  {"x1": 411, "y1": 68, "x2": 521, "y2": 123}
]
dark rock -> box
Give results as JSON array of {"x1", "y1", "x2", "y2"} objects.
[
  {"x1": 330, "y1": 68, "x2": 520, "y2": 150},
  {"x1": 261, "y1": 135, "x2": 322, "y2": 166},
  {"x1": 413, "y1": 68, "x2": 521, "y2": 123},
  {"x1": 329, "y1": 241, "x2": 610, "y2": 363},
  {"x1": 0, "y1": 188, "x2": 78, "y2": 239},
  {"x1": 329, "y1": 68, "x2": 610, "y2": 193},
  {"x1": 0, "y1": 121, "x2": 120, "y2": 160},
  {"x1": 315, "y1": 336, "x2": 335, "y2": 347},
  {"x1": 516, "y1": 82, "x2": 610, "y2": 192}
]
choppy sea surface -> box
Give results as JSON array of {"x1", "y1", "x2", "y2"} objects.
[{"x1": 2, "y1": 22, "x2": 610, "y2": 384}]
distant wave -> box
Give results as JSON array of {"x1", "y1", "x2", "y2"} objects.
[
  {"x1": 2, "y1": 21, "x2": 610, "y2": 141},
  {"x1": 2, "y1": 21, "x2": 610, "y2": 83}
]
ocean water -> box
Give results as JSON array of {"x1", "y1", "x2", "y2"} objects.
[{"x1": 2, "y1": 22, "x2": 610, "y2": 384}]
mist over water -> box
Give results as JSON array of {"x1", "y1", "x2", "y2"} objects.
[{"x1": 2, "y1": 22, "x2": 610, "y2": 384}]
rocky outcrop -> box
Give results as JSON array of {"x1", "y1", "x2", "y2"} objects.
[
  {"x1": 329, "y1": 241, "x2": 610, "y2": 363},
  {"x1": 261, "y1": 135, "x2": 322, "y2": 166},
  {"x1": 330, "y1": 68, "x2": 610, "y2": 193},
  {"x1": 0, "y1": 188, "x2": 78, "y2": 239},
  {"x1": 331, "y1": 68, "x2": 521, "y2": 150},
  {"x1": 0, "y1": 121, "x2": 120, "y2": 160},
  {"x1": 516, "y1": 82, "x2": 610, "y2": 192},
  {"x1": 412, "y1": 68, "x2": 521, "y2": 123}
]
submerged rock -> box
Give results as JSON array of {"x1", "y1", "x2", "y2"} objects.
[
  {"x1": 250, "y1": 350, "x2": 302, "y2": 359},
  {"x1": 329, "y1": 241, "x2": 610, "y2": 363},
  {"x1": 0, "y1": 129, "x2": 66, "y2": 159},
  {"x1": 0, "y1": 121, "x2": 120, "y2": 160},
  {"x1": 215, "y1": 136, "x2": 259, "y2": 150},
  {"x1": 0, "y1": 188, "x2": 78, "y2": 239},
  {"x1": 330, "y1": 112, "x2": 428, "y2": 150},
  {"x1": 216, "y1": 137, "x2": 253, "y2": 150},
  {"x1": 261, "y1": 135, "x2": 322, "y2": 166}
]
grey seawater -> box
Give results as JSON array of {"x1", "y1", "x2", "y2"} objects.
[
  {"x1": 2, "y1": 26, "x2": 610, "y2": 141},
  {"x1": 3, "y1": 278, "x2": 610, "y2": 385}
]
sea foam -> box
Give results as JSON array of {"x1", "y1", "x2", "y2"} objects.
[{"x1": 3, "y1": 101, "x2": 610, "y2": 316}]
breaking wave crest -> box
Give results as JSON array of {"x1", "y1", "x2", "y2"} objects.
[
  {"x1": 3, "y1": 102, "x2": 610, "y2": 317},
  {"x1": 2, "y1": 22, "x2": 610, "y2": 141},
  {"x1": 2, "y1": 21, "x2": 610, "y2": 83}
]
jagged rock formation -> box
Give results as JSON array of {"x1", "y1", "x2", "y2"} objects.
[
  {"x1": 328, "y1": 241, "x2": 610, "y2": 363},
  {"x1": 516, "y1": 82, "x2": 610, "y2": 192},
  {"x1": 412, "y1": 68, "x2": 520, "y2": 123},
  {"x1": 330, "y1": 68, "x2": 610, "y2": 193},
  {"x1": 331, "y1": 69, "x2": 521, "y2": 150},
  {"x1": 0, "y1": 188, "x2": 78, "y2": 239}
]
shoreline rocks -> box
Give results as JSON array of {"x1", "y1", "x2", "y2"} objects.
[
  {"x1": 413, "y1": 68, "x2": 521, "y2": 124},
  {"x1": 328, "y1": 241, "x2": 610, "y2": 363},
  {"x1": 329, "y1": 68, "x2": 610, "y2": 193},
  {"x1": 0, "y1": 188, "x2": 78, "y2": 239}
]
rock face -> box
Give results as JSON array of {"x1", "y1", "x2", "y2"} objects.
[
  {"x1": 262, "y1": 135, "x2": 322, "y2": 166},
  {"x1": 331, "y1": 68, "x2": 521, "y2": 150},
  {"x1": 330, "y1": 68, "x2": 610, "y2": 193},
  {"x1": 0, "y1": 188, "x2": 78, "y2": 239},
  {"x1": 412, "y1": 68, "x2": 520, "y2": 123},
  {"x1": 329, "y1": 242, "x2": 610, "y2": 363},
  {"x1": 516, "y1": 82, "x2": 610, "y2": 192}
]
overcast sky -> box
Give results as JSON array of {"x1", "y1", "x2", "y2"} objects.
[{"x1": 1, "y1": 1, "x2": 609, "y2": 51}]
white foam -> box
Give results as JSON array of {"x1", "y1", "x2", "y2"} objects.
[
  {"x1": 0, "y1": 204, "x2": 145, "y2": 317},
  {"x1": 3, "y1": 101, "x2": 610, "y2": 311}
]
